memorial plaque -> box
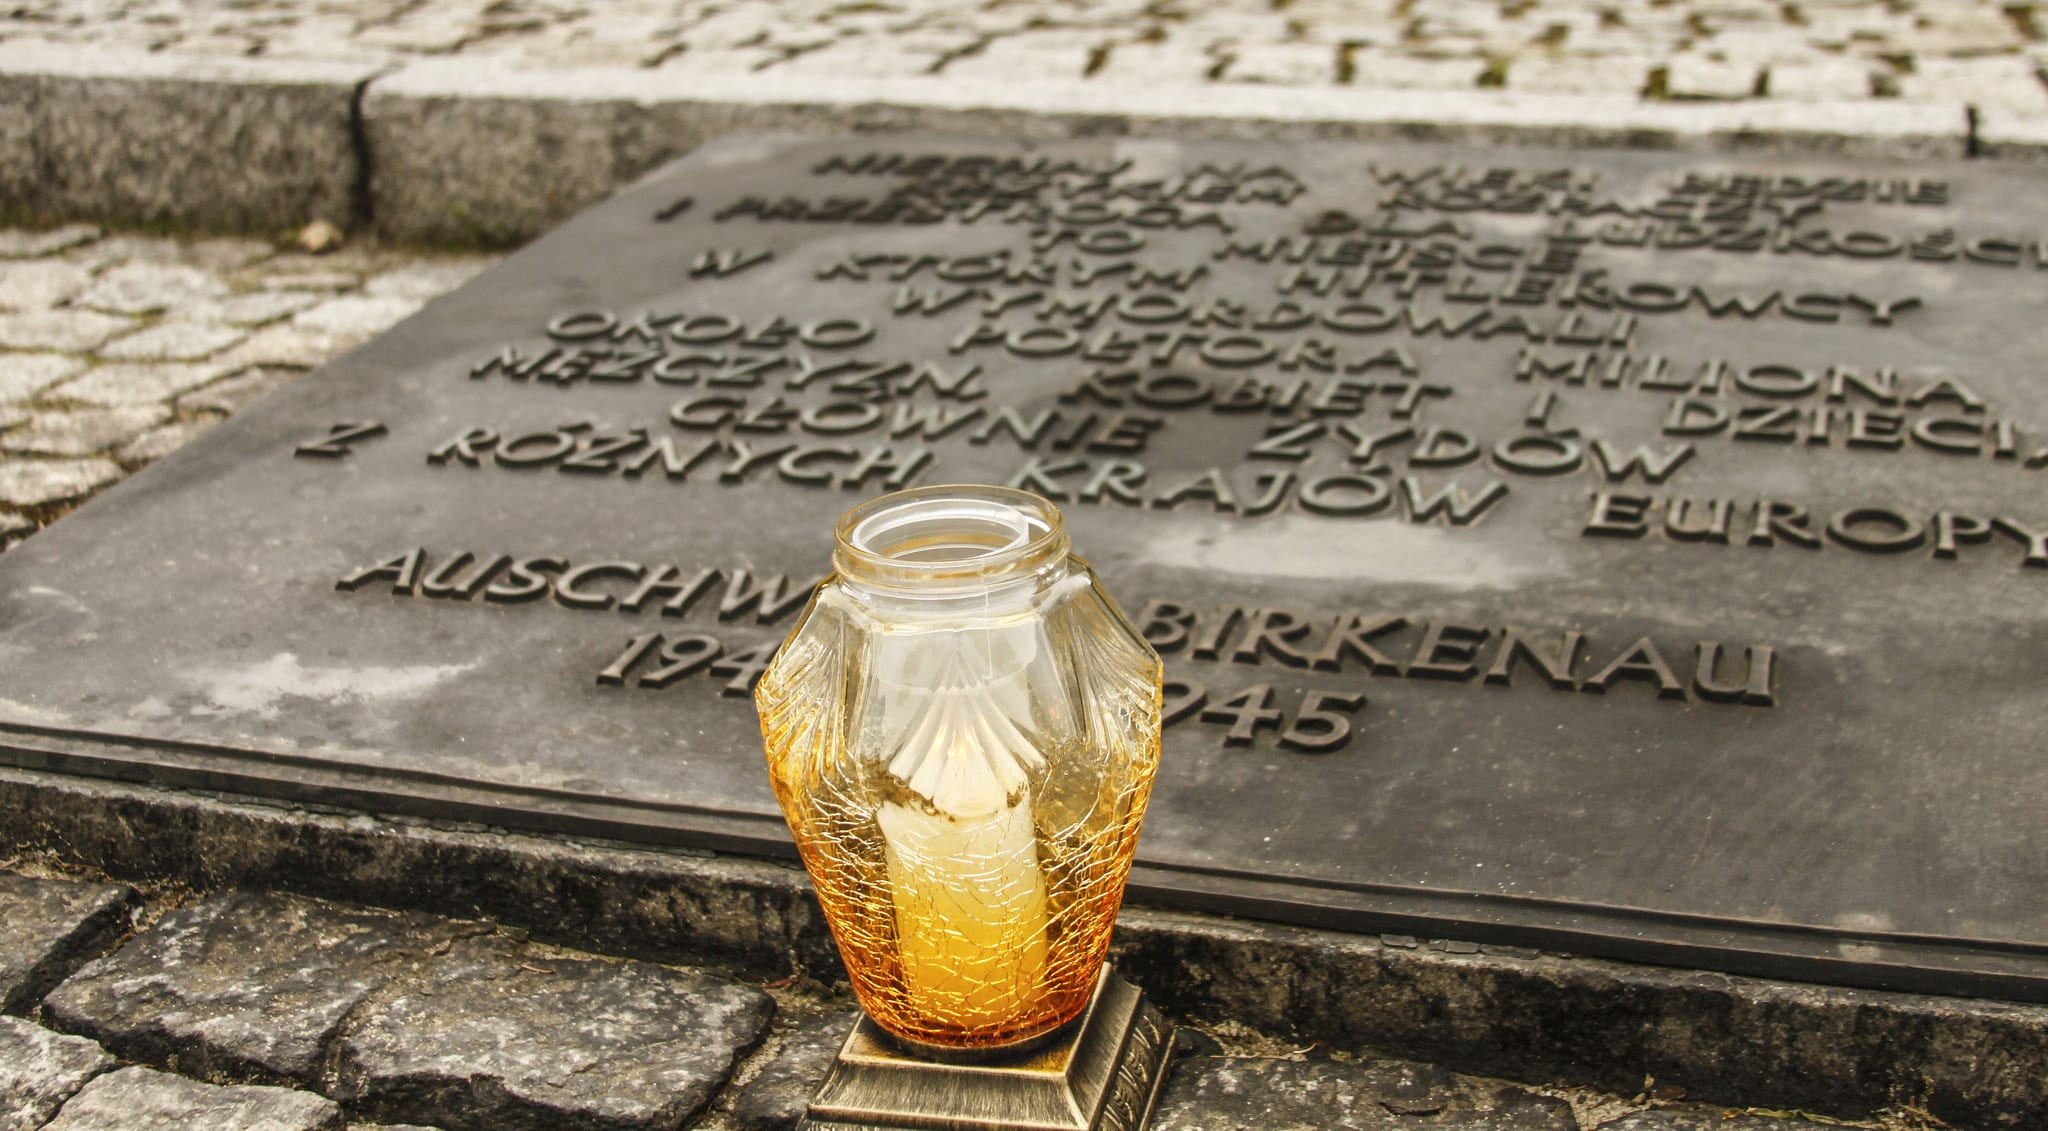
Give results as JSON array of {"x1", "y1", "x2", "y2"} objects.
[{"x1": 3, "y1": 136, "x2": 2047, "y2": 1000}]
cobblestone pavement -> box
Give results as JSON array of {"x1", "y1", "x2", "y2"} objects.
[
  {"x1": 0, "y1": 863, "x2": 1882, "y2": 1131},
  {"x1": 2, "y1": 0, "x2": 2045, "y2": 112},
  {"x1": 0, "y1": 225, "x2": 498, "y2": 550}
]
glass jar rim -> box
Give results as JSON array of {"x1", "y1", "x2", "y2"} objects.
[{"x1": 833, "y1": 484, "x2": 1069, "y2": 594}]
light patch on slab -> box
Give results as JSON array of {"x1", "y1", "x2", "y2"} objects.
[
  {"x1": 1140, "y1": 514, "x2": 1562, "y2": 589},
  {"x1": 185, "y1": 652, "x2": 475, "y2": 720}
]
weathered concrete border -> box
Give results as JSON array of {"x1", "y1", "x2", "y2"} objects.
[
  {"x1": 0, "y1": 766, "x2": 2036, "y2": 1130},
  {"x1": 0, "y1": 45, "x2": 380, "y2": 232},
  {"x1": 1974, "y1": 107, "x2": 2048, "y2": 160},
  {"x1": 0, "y1": 47, "x2": 1979, "y2": 244},
  {"x1": 360, "y1": 58, "x2": 1970, "y2": 243}
]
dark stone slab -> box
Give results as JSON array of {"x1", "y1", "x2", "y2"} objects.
[
  {"x1": 42, "y1": 1065, "x2": 342, "y2": 1131},
  {"x1": 333, "y1": 937, "x2": 773, "y2": 1131},
  {"x1": 1601, "y1": 1113, "x2": 1811, "y2": 1131},
  {"x1": 43, "y1": 890, "x2": 486, "y2": 1086},
  {"x1": 3, "y1": 135, "x2": 2048, "y2": 1002},
  {"x1": 0, "y1": 1015, "x2": 113, "y2": 1131},
  {"x1": 729, "y1": 1011, "x2": 857, "y2": 1131},
  {"x1": 1152, "y1": 1054, "x2": 1574, "y2": 1130},
  {"x1": 0, "y1": 873, "x2": 135, "y2": 1015}
]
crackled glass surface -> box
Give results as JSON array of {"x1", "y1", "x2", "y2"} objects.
[{"x1": 755, "y1": 486, "x2": 1163, "y2": 1051}]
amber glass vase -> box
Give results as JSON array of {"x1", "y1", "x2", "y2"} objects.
[{"x1": 755, "y1": 485, "x2": 1163, "y2": 1054}]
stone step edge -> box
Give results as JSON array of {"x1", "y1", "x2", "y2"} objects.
[
  {"x1": 0, "y1": 764, "x2": 2037, "y2": 1128},
  {"x1": 3, "y1": 44, "x2": 2041, "y2": 246}
]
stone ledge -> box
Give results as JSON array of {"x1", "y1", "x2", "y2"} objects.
[
  {"x1": 0, "y1": 765, "x2": 2037, "y2": 1129},
  {"x1": 0, "y1": 45, "x2": 380, "y2": 233},
  {"x1": 0, "y1": 47, "x2": 1977, "y2": 245},
  {"x1": 1974, "y1": 108, "x2": 2048, "y2": 160},
  {"x1": 362, "y1": 58, "x2": 1970, "y2": 242}
]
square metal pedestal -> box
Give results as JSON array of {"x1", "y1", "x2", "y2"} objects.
[{"x1": 800, "y1": 967, "x2": 1175, "y2": 1131}]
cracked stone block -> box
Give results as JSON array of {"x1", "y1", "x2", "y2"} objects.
[
  {"x1": 74, "y1": 263, "x2": 229, "y2": 315},
  {"x1": 44, "y1": 891, "x2": 488, "y2": 1087},
  {"x1": 43, "y1": 1066, "x2": 343, "y2": 1131},
  {"x1": 97, "y1": 322, "x2": 248, "y2": 362},
  {"x1": 1667, "y1": 55, "x2": 1760, "y2": 99},
  {"x1": 1898, "y1": 58, "x2": 2048, "y2": 113},
  {"x1": 215, "y1": 325, "x2": 352, "y2": 370},
  {"x1": 1768, "y1": 59, "x2": 1874, "y2": 100},
  {"x1": 177, "y1": 367, "x2": 299, "y2": 416},
  {"x1": 292, "y1": 296, "x2": 422, "y2": 339},
  {"x1": 0, "y1": 1016, "x2": 115, "y2": 1131},
  {"x1": 115, "y1": 418, "x2": 217, "y2": 463},
  {"x1": 51, "y1": 361, "x2": 234, "y2": 407},
  {"x1": 0, "y1": 458, "x2": 123, "y2": 508},
  {"x1": 1, "y1": 406, "x2": 170, "y2": 457},
  {"x1": 1098, "y1": 43, "x2": 1216, "y2": 83},
  {"x1": 0, "y1": 511, "x2": 31, "y2": 540},
  {"x1": 0, "y1": 353, "x2": 87, "y2": 401},
  {"x1": 1507, "y1": 56, "x2": 1653, "y2": 96},
  {"x1": 730, "y1": 1012, "x2": 856, "y2": 1131},
  {"x1": 0, "y1": 46, "x2": 376, "y2": 233},
  {"x1": 1347, "y1": 53, "x2": 1489, "y2": 89},
  {"x1": 170, "y1": 291, "x2": 320, "y2": 327},
  {"x1": 0, "y1": 874, "x2": 136, "y2": 1016},
  {"x1": 0, "y1": 309, "x2": 133, "y2": 352},
  {"x1": 1219, "y1": 42, "x2": 1339, "y2": 86},
  {"x1": 0, "y1": 261, "x2": 92, "y2": 311},
  {"x1": 1152, "y1": 1054, "x2": 1575, "y2": 1131},
  {"x1": 0, "y1": 225, "x2": 100, "y2": 259},
  {"x1": 334, "y1": 938, "x2": 774, "y2": 1131}
]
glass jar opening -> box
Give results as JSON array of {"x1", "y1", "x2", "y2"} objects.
[{"x1": 834, "y1": 485, "x2": 1069, "y2": 598}]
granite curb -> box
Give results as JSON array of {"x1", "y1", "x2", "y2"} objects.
[
  {"x1": 0, "y1": 766, "x2": 2036, "y2": 1129},
  {"x1": 0, "y1": 46, "x2": 1993, "y2": 246}
]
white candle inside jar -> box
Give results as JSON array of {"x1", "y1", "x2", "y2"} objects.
[{"x1": 872, "y1": 621, "x2": 1054, "y2": 1030}]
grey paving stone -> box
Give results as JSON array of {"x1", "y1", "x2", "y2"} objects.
[
  {"x1": 334, "y1": 938, "x2": 774, "y2": 1131},
  {"x1": 0, "y1": 458, "x2": 123, "y2": 508},
  {"x1": 257, "y1": 271, "x2": 362, "y2": 293},
  {"x1": 177, "y1": 367, "x2": 299, "y2": 416},
  {"x1": 51, "y1": 362, "x2": 234, "y2": 407},
  {"x1": 0, "y1": 261, "x2": 92, "y2": 311},
  {"x1": 1, "y1": 406, "x2": 170, "y2": 457},
  {"x1": 291, "y1": 296, "x2": 420, "y2": 339},
  {"x1": 96, "y1": 322, "x2": 247, "y2": 362},
  {"x1": 0, "y1": 873, "x2": 136, "y2": 1016},
  {"x1": 170, "y1": 291, "x2": 321, "y2": 327},
  {"x1": 0, "y1": 45, "x2": 378, "y2": 232},
  {"x1": 73, "y1": 263, "x2": 227, "y2": 315},
  {"x1": 0, "y1": 353, "x2": 87, "y2": 401},
  {"x1": 44, "y1": 891, "x2": 487, "y2": 1087},
  {"x1": 1152, "y1": 1055, "x2": 1575, "y2": 1130},
  {"x1": 0, "y1": 309, "x2": 132, "y2": 352},
  {"x1": 182, "y1": 236, "x2": 277, "y2": 274},
  {"x1": 0, "y1": 225, "x2": 100, "y2": 259},
  {"x1": 362, "y1": 261, "x2": 495, "y2": 301},
  {"x1": 728, "y1": 1012, "x2": 856, "y2": 1131},
  {"x1": 42, "y1": 1065, "x2": 343, "y2": 1131},
  {"x1": 214, "y1": 325, "x2": 352, "y2": 370},
  {"x1": 115, "y1": 418, "x2": 216, "y2": 463},
  {"x1": 0, "y1": 1015, "x2": 114, "y2": 1131},
  {"x1": 1666, "y1": 55, "x2": 1759, "y2": 99}
]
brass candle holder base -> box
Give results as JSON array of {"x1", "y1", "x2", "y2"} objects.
[{"x1": 799, "y1": 967, "x2": 1176, "y2": 1131}]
